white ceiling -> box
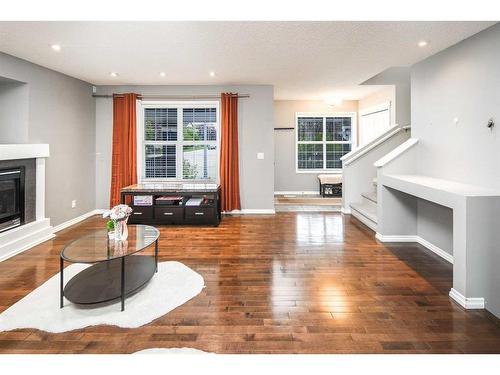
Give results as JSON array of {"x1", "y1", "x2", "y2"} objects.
[{"x1": 0, "y1": 21, "x2": 495, "y2": 100}]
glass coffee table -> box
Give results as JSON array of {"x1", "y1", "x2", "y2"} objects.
[{"x1": 60, "y1": 225, "x2": 160, "y2": 311}]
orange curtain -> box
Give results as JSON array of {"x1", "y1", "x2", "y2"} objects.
[
  {"x1": 220, "y1": 93, "x2": 241, "y2": 212},
  {"x1": 109, "y1": 93, "x2": 138, "y2": 207}
]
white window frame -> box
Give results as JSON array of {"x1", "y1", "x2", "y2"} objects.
[
  {"x1": 136, "y1": 100, "x2": 221, "y2": 183},
  {"x1": 295, "y1": 112, "x2": 357, "y2": 174}
]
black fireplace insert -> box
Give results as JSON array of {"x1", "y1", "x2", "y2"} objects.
[{"x1": 0, "y1": 167, "x2": 25, "y2": 233}]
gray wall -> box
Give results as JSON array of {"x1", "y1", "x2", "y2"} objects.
[
  {"x1": 412, "y1": 23, "x2": 500, "y2": 189},
  {"x1": 275, "y1": 129, "x2": 318, "y2": 192},
  {"x1": 467, "y1": 197, "x2": 500, "y2": 317},
  {"x1": 362, "y1": 67, "x2": 411, "y2": 126},
  {"x1": 0, "y1": 52, "x2": 96, "y2": 226},
  {"x1": 0, "y1": 80, "x2": 29, "y2": 144},
  {"x1": 274, "y1": 100, "x2": 358, "y2": 192},
  {"x1": 411, "y1": 23, "x2": 500, "y2": 261},
  {"x1": 95, "y1": 85, "x2": 274, "y2": 211},
  {"x1": 417, "y1": 199, "x2": 453, "y2": 256},
  {"x1": 95, "y1": 96, "x2": 113, "y2": 209},
  {"x1": 404, "y1": 23, "x2": 500, "y2": 317},
  {"x1": 0, "y1": 79, "x2": 29, "y2": 143}
]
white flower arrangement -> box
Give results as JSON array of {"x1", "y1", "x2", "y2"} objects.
[{"x1": 103, "y1": 204, "x2": 133, "y2": 221}]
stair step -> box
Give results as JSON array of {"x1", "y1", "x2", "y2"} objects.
[
  {"x1": 351, "y1": 202, "x2": 377, "y2": 223},
  {"x1": 361, "y1": 191, "x2": 378, "y2": 203},
  {"x1": 350, "y1": 202, "x2": 378, "y2": 231}
]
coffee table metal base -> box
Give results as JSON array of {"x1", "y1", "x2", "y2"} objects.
[{"x1": 61, "y1": 256, "x2": 156, "y2": 311}]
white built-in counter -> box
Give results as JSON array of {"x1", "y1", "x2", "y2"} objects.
[
  {"x1": 380, "y1": 174, "x2": 500, "y2": 199},
  {"x1": 375, "y1": 139, "x2": 500, "y2": 318}
]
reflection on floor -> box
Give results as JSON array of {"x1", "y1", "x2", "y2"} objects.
[
  {"x1": 274, "y1": 193, "x2": 341, "y2": 212},
  {"x1": 1, "y1": 212, "x2": 499, "y2": 354}
]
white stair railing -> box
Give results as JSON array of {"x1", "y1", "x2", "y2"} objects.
[{"x1": 341, "y1": 125, "x2": 411, "y2": 167}]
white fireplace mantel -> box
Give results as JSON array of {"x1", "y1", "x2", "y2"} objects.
[
  {"x1": 0, "y1": 144, "x2": 50, "y2": 161},
  {"x1": 0, "y1": 144, "x2": 54, "y2": 262}
]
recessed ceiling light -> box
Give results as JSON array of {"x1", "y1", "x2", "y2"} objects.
[
  {"x1": 209, "y1": 71, "x2": 216, "y2": 77},
  {"x1": 50, "y1": 44, "x2": 61, "y2": 52},
  {"x1": 110, "y1": 72, "x2": 119, "y2": 77},
  {"x1": 159, "y1": 72, "x2": 166, "y2": 77},
  {"x1": 418, "y1": 40, "x2": 428, "y2": 47}
]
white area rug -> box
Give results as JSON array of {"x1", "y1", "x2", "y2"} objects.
[
  {"x1": 133, "y1": 348, "x2": 212, "y2": 354},
  {"x1": 0, "y1": 261, "x2": 204, "y2": 333}
]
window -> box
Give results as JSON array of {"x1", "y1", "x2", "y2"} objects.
[
  {"x1": 138, "y1": 102, "x2": 219, "y2": 181},
  {"x1": 296, "y1": 112, "x2": 356, "y2": 172}
]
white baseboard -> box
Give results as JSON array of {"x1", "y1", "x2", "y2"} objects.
[
  {"x1": 224, "y1": 209, "x2": 276, "y2": 215},
  {"x1": 341, "y1": 207, "x2": 351, "y2": 214},
  {"x1": 375, "y1": 233, "x2": 454, "y2": 264},
  {"x1": 0, "y1": 209, "x2": 107, "y2": 262},
  {"x1": 0, "y1": 219, "x2": 55, "y2": 262},
  {"x1": 375, "y1": 233, "x2": 415, "y2": 242},
  {"x1": 417, "y1": 236, "x2": 454, "y2": 264},
  {"x1": 449, "y1": 288, "x2": 485, "y2": 309},
  {"x1": 274, "y1": 191, "x2": 319, "y2": 196},
  {"x1": 53, "y1": 209, "x2": 105, "y2": 233}
]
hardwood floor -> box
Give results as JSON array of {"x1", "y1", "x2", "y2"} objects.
[{"x1": 0, "y1": 212, "x2": 499, "y2": 354}]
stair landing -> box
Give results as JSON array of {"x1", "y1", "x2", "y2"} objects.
[{"x1": 350, "y1": 201, "x2": 378, "y2": 231}]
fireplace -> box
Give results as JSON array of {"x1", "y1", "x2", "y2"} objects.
[
  {"x1": 0, "y1": 167, "x2": 25, "y2": 233},
  {"x1": 0, "y1": 144, "x2": 51, "y2": 261}
]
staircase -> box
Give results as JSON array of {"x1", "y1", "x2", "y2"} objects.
[
  {"x1": 341, "y1": 125, "x2": 411, "y2": 232},
  {"x1": 350, "y1": 178, "x2": 378, "y2": 231}
]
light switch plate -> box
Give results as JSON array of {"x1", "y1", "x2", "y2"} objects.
[{"x1": 257, "y1": 152, "x2": 265, "y2": 160}]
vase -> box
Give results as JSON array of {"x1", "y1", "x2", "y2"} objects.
[{"x1": 114, "y1": 218, "x2": 129, "y2": 241}]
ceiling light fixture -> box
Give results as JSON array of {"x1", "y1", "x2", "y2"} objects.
[
  {"x1": 110, "y1": 72, "x2": 119, "y2": 77},
  {"x1": 159, "y1": 72, "x2": 166, "y2": 77},
  {"x1": 50, "y1": 44, "x2": 61, "y2": 52},
  {"x1": 209, "y1": 71, "x2": 216, "y2": 77},
  {"x1": 418, "y1": 40, "x2": 428, "y2": 47},
  {"x1": 324, "y1": 96, "x2": 343, "y2": 107}
]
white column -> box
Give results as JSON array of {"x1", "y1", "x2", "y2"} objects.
[{"x1": 35, "y1": 157, "x2": 46, "y2": 220}]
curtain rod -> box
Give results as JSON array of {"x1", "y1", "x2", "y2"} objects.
[{"x1": 92, "y1": 94, "x2": 250, "y2": 99}]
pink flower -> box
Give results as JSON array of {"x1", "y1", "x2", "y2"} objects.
[{"x1": 102, "y1": 204, "x2": 133, "y2": 221}]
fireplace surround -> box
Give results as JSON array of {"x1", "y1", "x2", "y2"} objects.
[{"x1": 0, "y1": 144, "x2": 52, "y2": 261}]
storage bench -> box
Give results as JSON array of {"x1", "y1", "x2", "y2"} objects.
[{"x1": 317, "y1": 174, "x2": 342, "y2": 197}]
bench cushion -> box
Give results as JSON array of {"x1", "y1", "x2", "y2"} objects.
[{"x1": 318, "y1": 174, "x2": 342, "y2": 184}]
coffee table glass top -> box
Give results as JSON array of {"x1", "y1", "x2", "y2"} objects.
[{"x1": 61, "y1": 225, "x2": 159, "y2": 263}]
